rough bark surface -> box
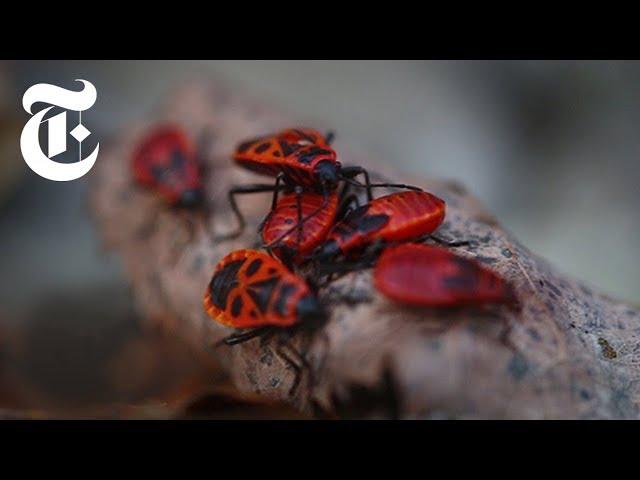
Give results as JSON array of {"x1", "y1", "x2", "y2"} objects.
[{"x1": 91, "y1": 80, "x2": 640, "y2": 419}]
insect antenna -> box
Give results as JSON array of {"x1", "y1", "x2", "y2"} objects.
[
  {"x1": 341, "y1": 176, "x2": 424, "y2": 192},
  {"x1": 325, "y1": 130, "x2": 335, "y2": 145},
  {"x1": 339, "y1": 177, "x2": 367, "y2": 188}
]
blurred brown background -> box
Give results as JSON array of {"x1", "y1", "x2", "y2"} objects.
[{"x1": 1, "y1": 60, "x2": 639, "y2": 415}]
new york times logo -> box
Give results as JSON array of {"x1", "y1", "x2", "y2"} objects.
[{"x1": 20, "y1": 79, "x2": 99, "y2": 181}]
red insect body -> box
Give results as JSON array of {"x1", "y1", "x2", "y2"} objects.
[
  {"x1": 262, "y1": 191, "x2": 340, "y2": 264},
  {"x1": 317, "y1": 191, "x2": 446, "y2": 258},
  {"x1": 204, "y1": 249, "x2": 323, "y2": 329},
  {"x1": 233, "y1": 128, "x2": 339, "y2": 189},
  {"x1": 374, "y1": 244, "x2": 514, "y2": 307},
  {"x1": 132, "y1": 126, "x2": 203, "y2": 207}
]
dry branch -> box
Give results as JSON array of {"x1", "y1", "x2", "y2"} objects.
[{"x1": 90, "y1": 80, "x2": 640, "y2": 419}]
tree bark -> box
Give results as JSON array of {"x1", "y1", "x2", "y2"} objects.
[{"x1": 90, "y1": 80, "x2": 640, "y2": 419}]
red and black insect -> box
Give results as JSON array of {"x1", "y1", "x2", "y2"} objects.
[
  {"x1": 132, "y1": 125, "x2": 204, "y2": 207},
  {"x1": 204, "y1": 249, "x2": 325, "y2": 394},
  {"x1": 204, "y1": 249, "x2": 325, "y2": 339},
  {"x1": 260, "y1": 190, "x2": 340, "y2": 265},
  {"x1": 314, "y1": 190, "x2": 452, "y2": 264},
  {"x1": 374, "y1": 244, "x2": 514, "y2": 307},
  {"x1": 234, "y1": 128, "x2": 338, "y2": 188},
  {"x1": 219, "y1": 128, "x2": 419, "y2": 241}
]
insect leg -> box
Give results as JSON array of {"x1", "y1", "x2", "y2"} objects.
[
  {"x1": 219, "y1": 326, "x2": 274, "y2": 346},
  {"x1": 274, "y1": 340, "x2": 312, "y2": 397},
  {"x1": 336, "y1": 194, "x2": 361, "y2": 221},
  {"x1": 337, "y1": 179, "x2": 351, "y2": 202},
  {"x1": 215, "y1": 182, "x2": 286, "y2": 241},
  {"x1": 340, "y1": 165, "x2": 373, "y2": 201},
  {"x1": 325, "y1": 130, "x2": 335, "y2": 145},
  {"x1": 335, "y1": 180, "x2": 359, "y2": 220},
  {"x1": 270, "y1": 172, "x2": 285, "y2": 211}
]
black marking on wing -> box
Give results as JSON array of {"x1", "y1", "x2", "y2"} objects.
[
  {"x1": 231, "y1": 296, "x2": 243, "y2": 317},
  {"x1": 255, "y1": 142, "x2": 271, "y2": 154},
  {"x1": 246, "y1": 277, "x2": 279, "y2": 314},
  {"x1": 442, "y1": 257, "x2": 480, "y2": 292},
  {"x1": 442, "y1": 274, "x2": 477, "y2": 292},
  {"x1": 332, "y1": 205, "x2": 389, "y2": 240},
  {"x1": 274, "y1": 283, "x2": 297, "y2": 316},
  {"x1": 355, "y1": 214, "x2": 390, "y2": 234},
  {"x1": 209, "y1": 259, "x2": 245, "y2": 310},
  {"x1": 245, "y1": 259, "x2": 263, "y2": 278},
  {"x1": 237, "y1": 137, "x2": 263, "y2": 153},
  {"x1": 279, "y1": 140, "x2": 303, "y2": 157}
]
